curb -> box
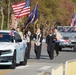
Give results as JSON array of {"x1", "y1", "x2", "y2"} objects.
[{"x1": 37, "y1": 72, "x2": 48, "y2": 75}]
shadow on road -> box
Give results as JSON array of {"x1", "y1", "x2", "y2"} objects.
[
  {"x1": 29, "y1": 55, "x2": 50, "y2": 60},
  {"x1": 0, "y1": 64, "x2": 20, "y2": 69},
  {"x1": 60, "y1": 50, "x2": 74, "y2": 52},
  {"x1": 0, "y1": 65, "x2": 11, "y2": 69},
  {"x1": 40, "y1": 55, "x2": 50, "y2": 60}
]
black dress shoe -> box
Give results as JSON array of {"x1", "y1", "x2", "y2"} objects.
[
  {"x1": 57, "y1": 54, "x2": 59, "y2": 56},
  {"x1": 55, "y1": 54, "x2": 59, "y2": 57}
]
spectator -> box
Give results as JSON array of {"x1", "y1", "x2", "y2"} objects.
[
  {"x1": 16, "y1": 27, "x2": 23, "y2": 39},
  {"x1": 54, "y1": 27, "x2": 62, "y2": 56}
]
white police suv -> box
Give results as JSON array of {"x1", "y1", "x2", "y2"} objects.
[{"x1": 0, "y1": 30, "x2": 27, "y2": 69}]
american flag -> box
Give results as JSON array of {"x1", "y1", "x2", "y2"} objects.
[
  {"x1": 12, "y1": 0, "x2": 30, "y2": 18},
  {"x1": 71, "y1": 14, "x2": 76, "y2": 26}
]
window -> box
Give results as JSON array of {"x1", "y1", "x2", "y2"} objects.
[
  {"x1": 14, "y1": 32, "x2": 22, "y2": 42},
  {"x1": 0, "y1": 32, "x2": 12, "y2": 42}
]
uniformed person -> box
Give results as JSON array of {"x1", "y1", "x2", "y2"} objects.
[
  {"x1": 24, "y1": 29, "x2": 32, "y2": 59},
  {"x1": 34, "y1": 28, "x2": 43, "y2": 59},
  {"x1": 46, "y1": 28, "x2": 56, "y2": 60},
  {"x1": 16, "y1": 27, "x2": 23, "y2": 39},
  {"x1": 54, "y1": 27, "x2": 62, "y2": 56}
]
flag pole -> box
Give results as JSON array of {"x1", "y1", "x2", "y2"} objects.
[
  {"x1": 33, "y1": 1, "x2": 38, "y2": 32},
  {"x1": 24, "y1": 1, "x2": 38, "y2": 31}
]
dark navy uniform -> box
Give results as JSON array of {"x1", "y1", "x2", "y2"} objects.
[
  {"x1": 46, "y1": 34, "x2": 55, "y2": 60},
  {"x1": 25, "y1": 30, "x2": 32, "y2": 59},
  {"x1": 34, "y1": 33, "x2": 43, "y2": 59}
]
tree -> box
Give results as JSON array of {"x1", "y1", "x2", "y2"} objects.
[
  {"x1": 72, "y1": 0, "x2": 76, "y2": 3},
  {"x1": 0, "y1": 0, "x2": 4, "y2": 29},
  {"x1": 7, "y1": 0, "x2": 11, "y2": 29},
  {"x1": 0, "y1": 0, "x2": 75, "y2": 31},
  {"x1": 60, "y1": 0, "x2": 74, "y2": 25}
]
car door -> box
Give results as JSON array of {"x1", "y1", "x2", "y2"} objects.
[{"x1": 14, "y1": 32, "x2": 25, "y2": 63}]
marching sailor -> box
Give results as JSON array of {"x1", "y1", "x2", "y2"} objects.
[
  {"x1": 34, "y1": 28, "x2": 43, "y2": 59},
  {"x1": 24, "y1": 29, "x2": 32, "y2": 59}
]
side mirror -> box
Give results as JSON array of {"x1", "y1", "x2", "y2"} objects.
[
  {"x1": 15, "y1": 39, "x2": 22, "y2": 42},
  {"x1": 18, "y1": 39, "x2": 22, "y2": 42},
  {"x1": 10, "y1": 36, "x2": 14, "y2": 42}
]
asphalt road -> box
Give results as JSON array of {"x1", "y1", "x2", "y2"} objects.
[{"x1": 0, "y1": 43, "x2": 76, "y2": 75}]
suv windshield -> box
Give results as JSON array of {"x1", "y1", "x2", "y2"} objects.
[
  {"x1": 0, "y1": 32, "x2": 13, "y2": 42},
  {"x1": 57, "y1": 26, "x2": 76, "y2": 32}
]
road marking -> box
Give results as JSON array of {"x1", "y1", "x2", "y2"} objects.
[
  {"x1": 28, "y1": 61, "x2": 38, "y2": 64},
  {"x1": 16, "y1": 65, "x2": 30, "y2": 69},
  {"x1": 39, "y1": 66, "x2": 51, "y2": 70},
  {"x1": 37, "y1": 72, "x2": 48, "y2": 75},
  {"x1": 0, "y1": 70, "x2": 13, "y2": 75}
]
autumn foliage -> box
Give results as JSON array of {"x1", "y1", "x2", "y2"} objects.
[{"x1": 0, "y1": 0, "x2": 76, "y2": 29}]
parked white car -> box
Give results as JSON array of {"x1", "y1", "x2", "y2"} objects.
[{"x1": 0, "y1": 30, "x2": 27, "y2": 69}]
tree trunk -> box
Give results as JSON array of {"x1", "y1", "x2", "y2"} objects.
[
  {"x1": 11, "y1": 14, "x2": 18, "y2": 29},
  {"x1": 7, "y1": 0, "x2": 10, "y2": 29},
  {"x1": 1, "y1": 7, "x2": 4, "y2": 30}
]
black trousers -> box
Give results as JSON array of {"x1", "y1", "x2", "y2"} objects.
[
  {"x1": 34, "y1": 44, "x2": 42, "y2": 59},
  {"x1": 55, "y1": 42, "x2": 59, "y2": 55},
  {"x1": 26, "y1": 42, "x2": 31, "y2": 59},
  {"x1": 47, "y1": 43, "x2": 55, "y2": 60}
]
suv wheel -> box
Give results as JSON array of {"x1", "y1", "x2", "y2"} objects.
[
  {"x1": 20, "y1": 54, "x2": 27, "y2": 65},
  {"x1": 10, "y1": 51, "x2": 16, "y2": 69},
  {"x1": 74, "y1": 44, "x2": 76, "y2": 52},
  {"x1": 20, "y1": 49, "x2": 27, "y2": 65}
]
